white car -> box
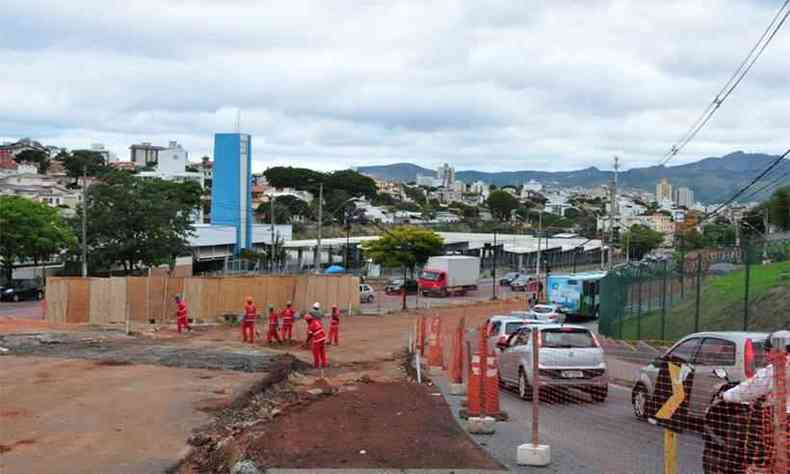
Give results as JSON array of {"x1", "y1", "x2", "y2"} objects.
[
  {"x1": 498, "y1": 324, "x2": 608, "y2": 402},
  {"x1": 486, "y1": 315, "x2": 545, "y2": 352},
  {"x1": 525, "y1": 304, "x2": 566, "y2": 324},
  {"x1": 359, "y1": 283, "x2": 375, "y2": 303}
]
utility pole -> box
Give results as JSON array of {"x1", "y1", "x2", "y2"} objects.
[
  {"x1": 315, "y1": 183, "x2": 323, "y2": 273},
  {"x1": 81, "y1": 164, "x2": 88, "y2": 278},
  {"x1": 270, "y1": 195, "x2": 275, "y2": 273},
  {"x1": 535, "y1": 211, "x2": 542, "y2": 278},
  {"x1": 492, "y1": 231, "x2": 498, "y2": 300},
  {"x1": 609, "y1": 156, "x2": 619, "y2": 270}
]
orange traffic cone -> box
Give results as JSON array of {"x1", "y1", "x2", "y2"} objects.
[
  {"x1": 428, "y1": 317, "x2": 443, "y2": 372},
  {"x1": 466, "y1": 352, "x2": 482, "y2": 417},
  {"x1": 484, "y1": 350, "x2": 505, "y2": 419},
  {"x1": 450, "y1": 323, "x2": 464, "y2": 384},
  {"x1": 419, "y1": 316, "x2": 427, "y2": 356}
]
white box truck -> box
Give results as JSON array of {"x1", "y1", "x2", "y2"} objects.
[{"x1": 418, "y1": 256, "x2": 480, "y2": 297}]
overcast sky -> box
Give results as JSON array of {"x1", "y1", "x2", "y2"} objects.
[{"x1": 1, "y1": 0, "x2": 788, "y2": 173}]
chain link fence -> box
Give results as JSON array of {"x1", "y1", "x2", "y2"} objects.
[{"x1": 600, "y1": 238, "x2": 790, "y2": 341}]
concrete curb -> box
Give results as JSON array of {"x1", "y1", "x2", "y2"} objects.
[{"x1": 265, "y1": 470, "x2": 508, "y2": 473}]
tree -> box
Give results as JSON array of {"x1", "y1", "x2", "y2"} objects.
[
  {"x1": 263, "y1": 166, "x2": 325, "y2": 195},
  {"x1": 62, "y1": 150, "x2": 108, "y2": 184},
  {"x1": 325, "y1": 170, "x2": 377, "y2": 200},
  {"x1": 0, "y1": 196, "x2": 75, "y2": 281},
  {"x1": 78, "y1": 171, "x2": 201, "y2": 274},
  {"x1": 256, "y1": 195, "x2": 312, "y2": 223},
  {"x1": 486, "y1": 190, "x2": 519, "y2": 221},
  {"x1": 360, "y1": 227, "x2": 444, "y2": 276},
  {"x1": 768, "y1": 186, "x2": 790, "y2": 231},
  {"x1": 14, "y1": 149, "x2": 50, "y2": 174},
  {"x1": 622, "y1": 225, "x2": 664, "y2": 260},
  {"x1": 702, "y1": 223, "x2": 736, "y2": 247}
]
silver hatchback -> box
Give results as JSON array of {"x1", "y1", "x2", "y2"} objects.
[
  {"x1": 631, "y1": 331, "x2": 769, "y2": 421},
  {"x1": 498, "y1": 324, "x2": 608, "y2": 402}
]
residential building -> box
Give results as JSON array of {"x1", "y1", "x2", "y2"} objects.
[
  {"x1": 656, "y1": 178, "x2": 672, "y2": 203},
  {"x1": 129, "y1": 142, "x2": 165, "y2": 167},
  {"x1": 156, "y1": 141, "x2": 188, "y2": 174},
  {"x1": 437, "y1": 163, "x2": 455, "y2": 187},
  {"x1": 522, "y1": 179, "x2": 543, "y2": 194},
  {"x1": 469, "y1": 180, "x2": 487, "y2": 195},
  {"x1": 451, "y1": 181, "x2": 466, "y2": 193},
  {"x1": 0, "y1": 156, "x2": 37, "y2": 176},
  {"x1": 651, "y1": 213, "x2": 675, "y2": 235},
  {"x1": 109, "y1": 161, "x2": 137, "y2": 172},
  {"x1": 351, "y1": 198, "x2": 394, "y2": 224},
  {"x1": 0, "y1": 138, "x2": 50, "y2": 158},
  {"x1": 674, "y1": 186, "x2": 694, "y2": 208},
  {"x1": 0, "y1": 174, "x2": 82, "y2": 216},
  {"x1": 211, "y1": 133, "x2": 253, "y2": 250},
  {"x1": 74, "y1": 143, "x2": 117, "y2": 163},
  {"x1": 416, "y1": 174, "x2": 439, "y2": 187},
  {"x1": 435, "y1": 211, "x2": 461, "y2": 224}
]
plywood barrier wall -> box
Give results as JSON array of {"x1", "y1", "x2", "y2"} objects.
[{"x1": 45, "y1": 274, "x2": 360, "y2": 324}]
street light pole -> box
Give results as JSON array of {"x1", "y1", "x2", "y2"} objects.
[
  {"x1": 81, "y1": 164, "x2": 88, "y2": 277},
  {"x1": 535, "y1": 211, "x2": 542, "y2": 278},
  {"x1": 345, "y1": 210, "x2": 350, "y2": 271},
  {"x1": 270, "y1": 195, "x2": 276, "y2": 273},
  {"x1": 492, "y1": 231, "x2": 498, "y2": 300}
]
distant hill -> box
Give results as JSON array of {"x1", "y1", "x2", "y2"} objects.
[{"x1": 357, "y1": 152, "x2": 784, "y2": 203}]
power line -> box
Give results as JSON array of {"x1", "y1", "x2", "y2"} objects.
[
  {"x1": 658, "y1": 0, "x2": 790, "y2": 166},
  {"x1": 699, "y1": 148, "x2": 790, "y2": 224},
  {"x1": 739, "y1": 161, "x2": 790, "y2": 202}
]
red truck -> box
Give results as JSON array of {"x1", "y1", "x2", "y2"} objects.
[{"x1": 418, "y1": 256, "x2": 480, "y2": 297}]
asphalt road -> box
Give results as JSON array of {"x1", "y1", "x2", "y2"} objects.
[
  {"x1": 361, "y1": 279, "x2": 529, "y2": 314},
  {"x1": 0, "y1": 300, "x2": 43, "y2": 320},
  {"x1": 436, "y1": 376, "x2": 706, "y2": 474}
]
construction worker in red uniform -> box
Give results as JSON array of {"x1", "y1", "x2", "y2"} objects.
[
  {"x1": 242, "y1": 296, "x2": 257, "y2": 343},
  {"x1": 328, "y1": 304, "x2": 340, "y2": 345},
  {"x1": 304, "y1": 313, "x2": 328, "y2": 368},
  {"x1": 280, "y1": 301, "x2": 295, "y2": 342},
  {"x1": 266, "y1": 304, "x2": 281, "y2": 344},
  {"x1": 175, "y1": 295, "x2": 190, "y2": 333}
]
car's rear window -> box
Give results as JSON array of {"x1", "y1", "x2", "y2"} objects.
[
  {"x1": 532, "y1": 306, "x2": 553, "y2": 314},
  {"x1": 541, "y1": 328, "x2": 597, "y2": 348},
  {"x1": 505, "y1": 322, "x2": 524, "y2": 334}
]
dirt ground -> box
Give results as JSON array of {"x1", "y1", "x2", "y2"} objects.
[
  {"x1": 0, "y1": 356, "x2": 262, "y2": 474},
  {"x1": 0, "y1": 297, "x2": 526, "y2": 473},
  {"x1": 241, "y1": 382, "x2": 502, "y2": 469}
]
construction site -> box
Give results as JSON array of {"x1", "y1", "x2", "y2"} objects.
[{"x1": 0, "y1": 273, "x2": 524, "y2": 474}]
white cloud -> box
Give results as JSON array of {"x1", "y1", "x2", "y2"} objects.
[{"x1": 0, "y1": 0, "x2": 787, "y2": 173}]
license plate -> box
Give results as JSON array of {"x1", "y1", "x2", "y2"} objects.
[{"x1": 561, "y1": 370, "x2": 584, "y2": 379}]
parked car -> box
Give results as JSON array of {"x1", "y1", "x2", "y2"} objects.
[
  {"x1": 0, "y1": 280, "x2": 44, "y2": 302},
  {"x1": 527, "y1": 304, "x2": 566, "y2": 324},
  {"x1": 631, "y1": 331, "x2": 769, "y2": 422},
  {"x1": 359, "y1": 283, "x2": 375, "y2": 303},
  {"x1": 499, "y1": 272, "x2": 521, "y2": 286},
  {"x1": 509, "y1": 275, "x2": 534, "y2": 292},
  {"x1": 498, "y1": 324, "x2": 608, "y2": 402},
  {"x1": 384, "y1": 279, "x2": 418, "y2": 295}
]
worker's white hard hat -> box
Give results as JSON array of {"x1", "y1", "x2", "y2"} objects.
[{"x1": 312, "y1": 302, "x2": 321, "y2": 310}]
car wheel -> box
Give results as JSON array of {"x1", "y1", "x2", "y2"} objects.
[
  {"x1": 591, "y1": 386, "x2": 608, "y2": 403},
  {"x1": 632, "y1": 384, "x2": 649, "y2": 419},
  {"x1": 12, "y1": 294, "x2": 20, "y2": 302},
  {"x1": 518, "y1": 368, "x2": 533, "y2": 401}
]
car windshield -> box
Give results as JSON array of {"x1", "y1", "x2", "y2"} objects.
[
  {"x1": 390, "y1": 280, "x2": 403, "y2": 285},
  {"x1": 505, "y1": 322, "x2": 524, "y2": 334},
  {"x1": 532, "y1": 306, "x2": 553, "y2": 314},
  {"x1": 420, "y1": 271, "x2": 441, "y2": 281},
  {"x1": 541, "y1": 328, "x2": 597, "y2": 348}
]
